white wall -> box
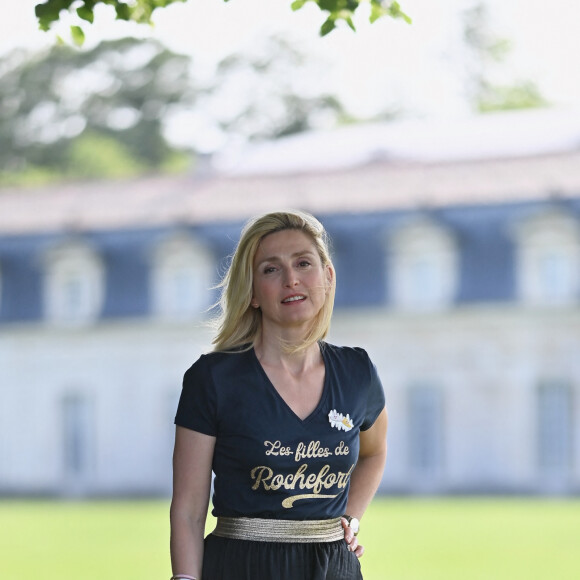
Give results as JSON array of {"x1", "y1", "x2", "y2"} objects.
[
  {"x1": 1, "y1": 305, "x2": 579, "y2": 497},
  {"x1": 328, "y1": 306, "x2": 580, "y2": 494}
]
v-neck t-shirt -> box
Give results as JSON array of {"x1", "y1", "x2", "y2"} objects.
[{"x1": 174, "y1": 342, "x2": 385, "y2": 520}]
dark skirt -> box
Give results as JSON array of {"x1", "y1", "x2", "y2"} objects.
[{"x1": 203, "y1": 533, "x2": 363, "y2": 580}]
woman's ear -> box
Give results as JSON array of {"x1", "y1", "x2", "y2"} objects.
[{"x1": 325, "y1": 265, "x2": 334, "y2": 293}]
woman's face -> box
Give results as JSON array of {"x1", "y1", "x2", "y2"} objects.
[{"x1": 251, "y1": 229, "x2": 332, "y2": 334}]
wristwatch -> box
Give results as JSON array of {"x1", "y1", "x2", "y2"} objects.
[{"x1": 344, "y1": 514, "x2": 360, "y2": 536}]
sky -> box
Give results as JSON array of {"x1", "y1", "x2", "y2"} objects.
[{"x1": 2, "y1": 0, "x2": 579, "y2": 126}]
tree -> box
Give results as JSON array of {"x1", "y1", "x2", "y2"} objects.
[
  {"x1": 0, "y1": 34, "x2": 353, "y2": 185},
  {"x1": 0, "y1": 37, "x2": 195, "y2": 183},
  {"x1": 201, "y1": 36, "x2": 345, "y2": 143},
  {"x1": 461, "y1": 2, "x2": 547, "y2": 113},
  {"x1": 35, "y1": 0, "x2": 411, "y2": 40}
]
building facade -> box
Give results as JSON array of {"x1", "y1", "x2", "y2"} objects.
[{"x1": 1, "y1": 108, "x2": 579, "y2": 496}]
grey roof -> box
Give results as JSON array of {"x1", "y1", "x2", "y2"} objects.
[{"x1": 214, "y1": 106, "x2": 580, "y2": 174}]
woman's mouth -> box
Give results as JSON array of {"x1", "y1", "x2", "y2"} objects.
[{"x1": 282, "y1": 295, "x2": 306, "y2": 303}]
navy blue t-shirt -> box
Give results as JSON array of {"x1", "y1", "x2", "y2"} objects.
[{"x1": 174, "y1": 342, "x2": 385, "y2": 520}]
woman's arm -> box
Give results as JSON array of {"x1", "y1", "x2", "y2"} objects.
[
  {"x1": 170, "y1": 426, "x2": 216, "y2": 579},
  {"x1": 343, "y1": 407, "x2": 388, "y2": 557}
]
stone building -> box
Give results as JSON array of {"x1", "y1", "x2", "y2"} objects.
[{"x1": 1, "y1": 107, "x2": 579, "y2": 496}]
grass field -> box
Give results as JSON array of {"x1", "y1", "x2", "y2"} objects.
[{"x1": 1, "y1": 497, "x2": 578, "y2": 579}]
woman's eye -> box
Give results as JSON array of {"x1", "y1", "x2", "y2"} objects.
[
  {"x1": 298, "y1": 260, "x2": 311, "y2": 268},
  {"x1": 263, "y1": 266, "x2": 276, "y2": 274}
]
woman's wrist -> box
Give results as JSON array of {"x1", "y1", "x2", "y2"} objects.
[{"x1": 343, "y1": 514, "x2": 360, "y2": 535}]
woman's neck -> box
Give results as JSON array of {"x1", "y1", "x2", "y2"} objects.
[{"x1": 254, "y1": 334, "x2": 321, "y2": 374}]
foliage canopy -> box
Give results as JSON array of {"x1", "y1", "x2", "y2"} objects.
[
  {"x1": 0, "y1": 37, "x2": 194, "y2": 184},
  {"x1": 0, "y1": 35, "x2": 347, "y2": 185},
  {"x1": 35, "y1": 0, "x2": 411, "y2": 41}
]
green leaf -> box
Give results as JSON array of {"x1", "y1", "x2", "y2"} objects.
[
  {"x1": 318, "y1": 0, "x2": 340, "y2": 11},
  {"x1": 369, "y1": 3, "x2": 387, "y2": 23},
  {"x1": 70, "y1": 25, "x2": 85, "y2": 46},
  {"x1": 320, "y1": 17, "x2": 336, "y2": 36},
  {"x1": 345, "y1": 15, "x2": 356, "y2": 31},
  {"x1": 77, "y1": 5, "x2": 95, "y2": 23},
  {"x1": 388, "y1": 1, "x2": 412, "y2": 24},
  {"x1": 35, "y1": 0, "x2": 76, "y2": 31},
  {"x1": 115, "y1": 2, "x2": 131, "y2": 20},
  {"x1": 291, "y1": 0, "x2": 308, "y2": 11}
]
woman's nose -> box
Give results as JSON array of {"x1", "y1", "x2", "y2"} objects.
[{"x1": 282, "y1": 267, "x2": 299, "y2": 287}]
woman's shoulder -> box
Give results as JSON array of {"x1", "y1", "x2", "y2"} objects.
[
  {"x1": 185, "y1": 345, "x2": 254, "y2": 377},
  {"x1": 321, "y1": 341, "x2": 372, "y2": 367},
  {"x1": 321, "y1": 341, "x2": 370, "y2": 358}
]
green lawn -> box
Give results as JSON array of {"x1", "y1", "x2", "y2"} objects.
[{"x1": 0, "y1": 497, "x2": 578, "y2": 579}]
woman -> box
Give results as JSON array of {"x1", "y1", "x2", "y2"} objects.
[{"x1": 170, "y1": 210, "x2": 388, "y2": 580}]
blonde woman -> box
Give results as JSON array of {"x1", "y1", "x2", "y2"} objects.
[{"x1": 170, "y1": 210, "x2": 388, "y2": 580}]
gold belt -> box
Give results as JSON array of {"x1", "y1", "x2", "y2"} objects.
[{"x1": 212, "y1": 516, "x2": 344, "y2": 543}]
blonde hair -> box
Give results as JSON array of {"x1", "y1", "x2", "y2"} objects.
[{"x1": 212, "y1": 210, "x2": 336, "y2": 353}]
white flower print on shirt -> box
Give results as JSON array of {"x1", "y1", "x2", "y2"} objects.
[{"x1": 328, "y1": 409, "x2": 354, "y2": 432}]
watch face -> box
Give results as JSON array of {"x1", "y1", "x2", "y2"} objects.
[{"x1": 349, "y1": 517, "x2": 360, "y2": 533}]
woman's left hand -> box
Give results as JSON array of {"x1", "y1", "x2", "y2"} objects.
[{"x1": 341, "y1": 517, "x2": 364, "y2": 558}]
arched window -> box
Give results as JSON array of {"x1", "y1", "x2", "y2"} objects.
[
  {"x1": 151, "y1": 232, "x2": 213, "y2": 320},
  {"x1": 42, "y1": 240, "x2": 105, "y2": 325},
  {"x1": 388, "y1": 218, "x2": 459, "y2": 310},
  {"x1": 513, "y1": 210, "x2": 580, "y2": 306}
]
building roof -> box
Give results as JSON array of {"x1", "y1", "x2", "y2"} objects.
[
  {"x1": 214, "y1": 106, "x2": 580, "y2": 174},
  {"x1": 1, "y1": 107, "x2": 579, "y2": 235}
]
